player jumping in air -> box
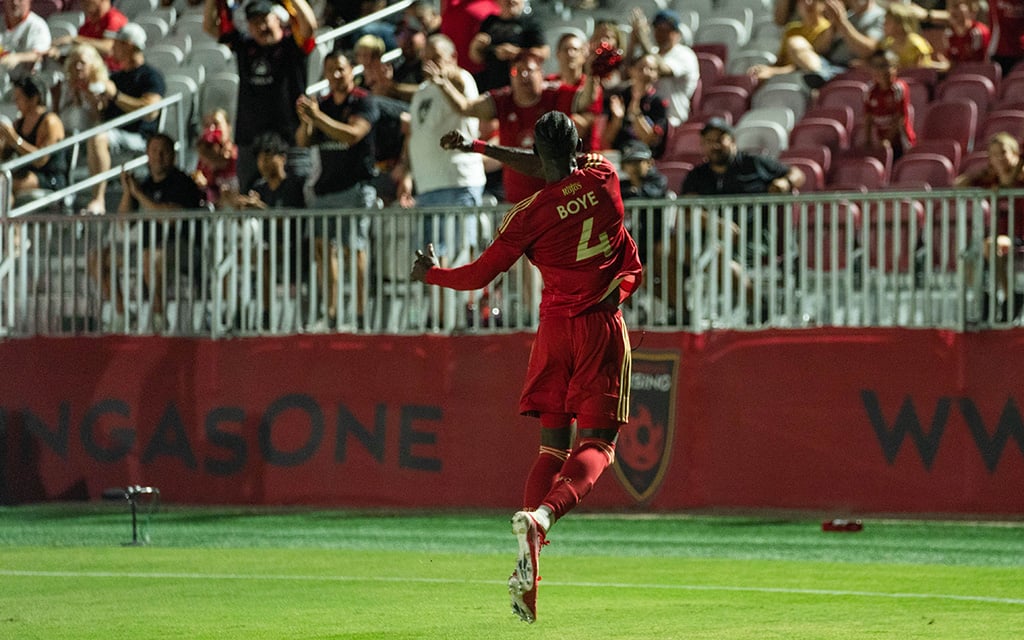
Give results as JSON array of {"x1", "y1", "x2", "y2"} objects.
[{"x1": 411, "y1": 110, "x2": 642, "y2": 623}]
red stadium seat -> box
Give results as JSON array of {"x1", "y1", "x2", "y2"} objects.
[
  {"x1": 696, "y1": 51, "x2": 725, "y2": 90},
  {"x1": 780, "y1": 145, "x2": 833, "y2": 176},
  {"x1": 656, "y1": 161, "x2": 695, "y2": 194},
  {"x1": 789, "y1": 117, "x2": 849, "y2": 153},
  {"x1": 891, "y1": 152, "x2": 957, "y2": 188},
  {"x1": 978, "y1": 109, "x2": 1024, "y2": 145},
  {"x1": 785, "y1": 157, "x2": 826, "y2": 192},
  {"x1": 935, "y1": 74, "x2": 996, "y2": 116},
  {"x1": 697, "y1": 84, "x2": 751, "y2": 124},
  {"x1": 815, "y1": 80, "x2": 868, "y2": 122},
  {"x1": 829, "y1": 154, "x2": 888, "y2": 190},
  {"x1": 917, "y1": 100, "x2": 978, "y2": 155},
  {"x1": 904, "y1": 139, "x2": 962, "y2": 174}
]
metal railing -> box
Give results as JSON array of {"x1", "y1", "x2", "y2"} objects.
[
  {"x1": 2, "y1": 188, "x2": 1022, "y2": 338},
  {"x1": 0, "y1": 93, "x2": 187, "y2": 218}
]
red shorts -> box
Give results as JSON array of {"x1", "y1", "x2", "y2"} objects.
[{"x1": 519, "y1": 309, "x2": 631, "y2": 423}]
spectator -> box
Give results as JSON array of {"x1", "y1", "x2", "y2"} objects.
[
  {"x1": 231, "y1": 131, "x2": 307, "y2": 330},
  {"x1": 333, "y1": 0, "x2": 398, "y2": 51},
  {"x1": 397, "y1": 34, "x2": 487, "y2": 252},
  {"x1": 469, "y1": 0, "x2": 548, "y2": 92},
  {"x1": 600, "y1": 53, "x2": 670, "y2": 159},
  {"x1": 588, "y1": 19, "x2": 627, "y2": 90},
  {"x1": 954, "y1": 132, "x2": 1024, "y2": 321},
  {"x1": 431, "y1": 49, "x2": 594, "y2": 203},
  {"x1": 295, "y1": 49, "x2": 379, "y2": 329},
  {"x1": 385, "y1": 0, "x2": 441, "y2": 101},
  {"x1": 440, "y1": 0, "x2": 498, "y2": 77},
  {"x1": 862, "y1": 48, "x2": 915, "y2": 160},
  {"x1": 91, "y1": 133, "x2": 205, "y2": 331},
  {"x1": 83, "y1": 23, "x2": 165, "y2": 215},
  {"x1": 618, "y1": 140, "x2": 673, "y2": 324},
  {"x1": 193, "y1": 108, "x2": 239, "y2": 208},
  {"x1": 880, "y1": 3, "x2": 935, "y2": 70},
  {"x1": 911, "y1": 0, "x2": 1024, "y2": 75},
  {"x1": 353, "y1": 33, "x2": 390, "y2": 96},
  {"x1": 748, "y1": 0, "x2": 834, "y2": 82},
  {"x1": 58, "y1": 43, "x2": 109, "y2": 135},
  {"x1": 618, "y1": 140, "x2": 668, "y2": 265},
  {"x1": 49, "y1": 0, "x2": 128, "y2": 72},
  {"x1": 803, "y1": 0, "x2": 886, "y2": 88},
  {"x1": 935, "y1": 0, "x2": 990, "y2": 71},
  {"x1": 548, "y1": 31, "x2": 602, "y2": 152},
  {"x1": 682, "y1": 118, "x2": 804, "y2": 313},
  {"x1": 0, "y1": 0, "x2": 51, "y2": 81},
  {"x1": 203, "y1": 0, "x2": 318, "y2": 192},
  {"x1": 625, "y1": 8, "x2": 699, "y2": 127},
  {"x1": 0, "y1": 76, "x2": 67, "y2": 197}
]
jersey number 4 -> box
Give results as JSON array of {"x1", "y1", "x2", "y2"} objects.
[{"x1": 576, "y1": 217, "x2": 613, "y2": 261}]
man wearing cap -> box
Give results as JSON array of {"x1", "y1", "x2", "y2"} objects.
[
  {"x1": 82, "y1": 22, "x2": 165, "y2": 215},
  {"x1": 49, "y1": 0, "x2": 128, "y2": 71},
  {"x1": 625, "y1": 7, "x2": 699, "y2": 127},
  {"x1": 469, "y1": 0, "x2": 549, "y2": 93},
  {"x1": 203, "y1": 0, "x2": 317, "y2": 192}
]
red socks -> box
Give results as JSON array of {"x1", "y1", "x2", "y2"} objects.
[
  {"x1": 522, "y1": 446, "x2": 569, "y2": 510},
  {"x1": 540, "y1": 438, "x2": 616, "y2": 520}
]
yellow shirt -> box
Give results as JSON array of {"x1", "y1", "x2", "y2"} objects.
[
  {"x1": 777, "y1": 17, "x2": 832, "y2": 66},
  {"x1": 881, "y1": 32, "x2": 934, "y2": 69}
]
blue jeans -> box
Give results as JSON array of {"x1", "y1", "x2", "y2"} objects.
[{"x1": 417, "y1": 186, "x2": 484, "y2": 256}]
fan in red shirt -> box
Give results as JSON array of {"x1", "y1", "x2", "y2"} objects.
[
  {"x1": 863, "y1": 48, "x2": 916, "y2": 159},
  {"x1": 430, "y1": 49, "x2": 600, "y2": 203},
  {"x1": 943, "y1": 0, "x2": 991, "y2": 65},
  {"x1": 49, "y1": 0, "x2": 128, "y2": 71},
  {"x1": 411, "y1": 111, "x2": 641, "y2": 625}
]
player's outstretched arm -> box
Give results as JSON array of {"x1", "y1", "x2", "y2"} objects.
[{"x1": 439, "y1": 130, "x2": 544, "y2": 178}]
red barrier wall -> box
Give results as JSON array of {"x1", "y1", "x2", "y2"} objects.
[{"x1": 2, "y1": 330, "x2": 1023, "y2": 514}]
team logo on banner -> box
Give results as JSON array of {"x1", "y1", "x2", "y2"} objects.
[{"x1": 613, "y1": 352, "x2": 678, "y2": 503}]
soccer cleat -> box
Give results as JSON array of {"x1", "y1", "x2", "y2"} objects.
[
  {"x1": 509, "y1": 511, "x2": 544, "y2": 623},
  {"x1": 508, "y1": 572, "x2": 537, "y2": 623}
]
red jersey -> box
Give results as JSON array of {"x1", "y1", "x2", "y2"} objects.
[
  {"x1": 946, "y1": 22, "x2": 992, "y2": 62},
  {"x1": 425, "y1": 153, "x2": 642, "y2": 318},
  {"x1": 79, "y1": 7, "x2": 128, "y2": 71},
  {"x1": 490, "y1": 82, "x2": 580, "y2": 203},
  {"x1": 865, "y1": 78, "x2": 916, "y2": 148}
]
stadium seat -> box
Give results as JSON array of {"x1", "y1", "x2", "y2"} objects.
[
  {"x1": 829, "y1": 155, "x2": 888, "y2": 190},
  {"x1": 789, "y1": 117, "x2": 848, "y2": 153},
  {"x1": 739, "y1": 106, "x2": 795, "y2": 132},
  {"x1": 959, "y1": 150, "x2": 990, "y2": 177},
  {"x1": 815, "y1": 79, "x2": 868, "y2": 122},
  {"x1": 692, "y1": 42, "x2": 729, "y2": 68},
  {"x1": 898, "y1": 67, "x2": 939, "y2": 92},
  {"x1": 727, "y1": 48, "x2": 777, "y2": 76},
  {"x1": 662, "y1": 121, "x2": 706, "y2": 163},
  {"x1": 697, "y1": 84, "x2": 751, "y2": 124},
  {"x1": 785, "y1": 157, "x2": 825, "y2": 192},
  {"x1": 891, "y1": 152, "x2": 957, "y2": 189},
  {"x1": 190, "y1": 42, "x2": 235, "y2": 76},
  {"x1": 119, "y1": 0, "x2": 158, "y2": 19},
  {"x1": 163, "y1": 74, "x2": 199, "y2": 142},
  {"x1": 978, "y1": 109, "x2": 1024, "y2": 144},
  {"x1": 750, "y1": 81, "x2": 808, "y2": 121},
  {"x1": 780, "y1": 145, "x2": 832, "y2": 176},
  {"x1": 695, "y1": 18, "x2": 749, "y2": 57},
  {"x1": 935, "y1": 74, "x2": 996, "y2": 116},
  {"x1": 199, "y1": 72, "x2": 239, "y2": 131},
  {"x1": 946, "y1": 60, "x2": 1002, "y2": 88},
  {"x1": 917, "y1": 100, "x2": 978, "y2": 155},
  {"x1": 801, "y1": 105, "x2": 855, "y2": 137},
  {"x1": 903, "y1": 139, "x2": 962, "y2": 175},
  {"x1": 734, "y1": 119, "x2": 789, "y2": 155},
  {"x1": 656, "y1": 161, "x2": 695, "y2": 194},
  {"x1": 696, "y1": 50, "x2": 726, "y2": 89},
  {"x1": 134, "y1": 15, "x2": 170, "y2": 44},
  {"x1": 715, "y1": 5, "x2": 754, "y2": 36},
  {"x1": 146, "y1": 44, "x2": 186, "y2": 74}
]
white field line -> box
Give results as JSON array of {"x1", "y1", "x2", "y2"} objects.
[{"x1": 2, "y1": 569, "x2": 1023, "y2": 606}]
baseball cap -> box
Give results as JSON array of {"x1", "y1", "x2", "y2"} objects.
[
  {"x1": 245, "y1": 0, "x2": 275, "y2": 20},
  {"x1": 701, "y1": 117, "x2": 735, "y2": 137},
  {"x1": 105, "y1": 23, "x2": 147, "y2": 50},
  {"x1": 621, "y1": 141, "x2": 654, "y2": 164},
  {"x1": 652, "y1": 10, "x2": 682, "y2": 32}
]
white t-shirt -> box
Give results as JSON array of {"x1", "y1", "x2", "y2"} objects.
[
  {"x1": 1, "y1": 12, "x2": 51, "y2": 80},
  {"x1": 408, "y1": 68, "x2": 487, "y2": 194},
  {"x1": 656, "y1": 42, "x2": 700, "y2": 127}
]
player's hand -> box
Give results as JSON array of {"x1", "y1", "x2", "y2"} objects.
[
  {"x1": 411, "y1": 244, "x2": 438, "y2": 282},
  {"x1": 440, "y1": 130, "x2": 469, "y2": 151}
]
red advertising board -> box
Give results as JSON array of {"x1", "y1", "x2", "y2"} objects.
[{"x1": 2, "y1": 330, "x2": 1023, "y2": 514}]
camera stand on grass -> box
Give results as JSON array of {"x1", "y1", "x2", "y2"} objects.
[{"x1": 102, "y1": 485, "x2": 160, "y2": 546}]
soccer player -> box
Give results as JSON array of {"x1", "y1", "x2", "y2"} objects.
[{"x1": 411, "y1": 111, "x2": 642, "y2": 623}]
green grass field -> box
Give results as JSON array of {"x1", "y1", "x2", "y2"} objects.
[{"x1": 2, "y1": 504, "x2": 1023, "y2": 639}]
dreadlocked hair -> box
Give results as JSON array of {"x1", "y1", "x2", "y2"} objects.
[{"x1": 533, "y1": 111, "x2": 579, "y2": 159}]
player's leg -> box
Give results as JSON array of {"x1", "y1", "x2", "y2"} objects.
[{"x1": 522, "y1": 413, "x2": 573, "y2": 510}]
